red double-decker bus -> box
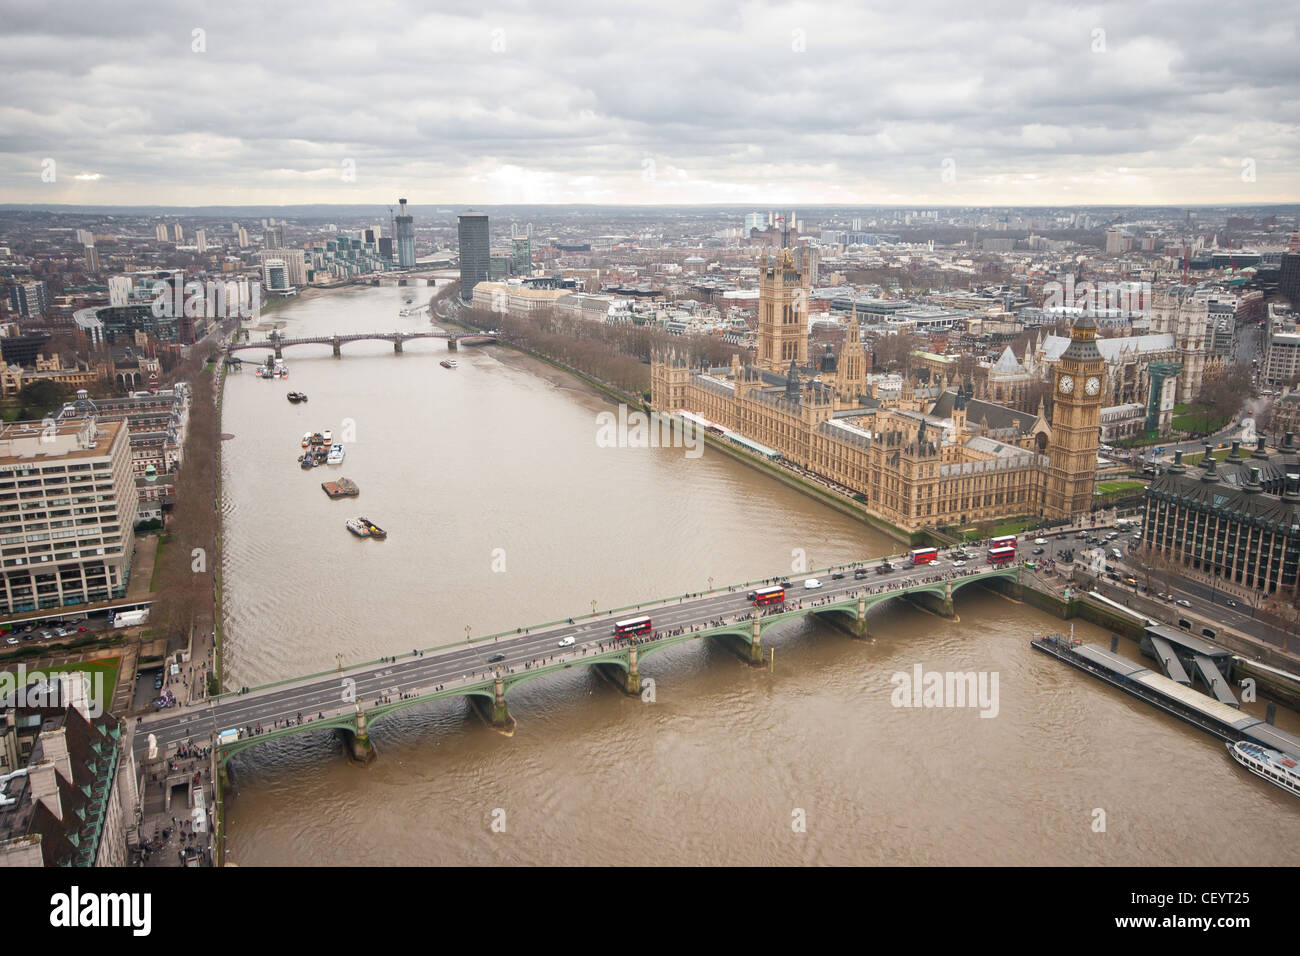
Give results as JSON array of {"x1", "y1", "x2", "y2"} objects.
[
  {"x1": 910, "y1": 547, "x2": 939, "y2": 566},
  {"x1": 612, "y1": 616, "x2": 652, "y2": 636},
  {"x1": 990, "y1": 534, "x2": 1017, "y2": 552},
  {"x1": 988, "y1": 546, "x2": 1017, "y2": 565},
  {"x1": 749, "y1": 586, "x2": 785, "y2": 606}
]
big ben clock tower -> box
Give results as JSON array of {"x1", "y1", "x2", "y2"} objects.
[{"x1": 1044, "y1": 314, "x2": 1104, "y2": 518}]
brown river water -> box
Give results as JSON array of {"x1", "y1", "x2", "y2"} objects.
[{"x1": 218, "y1": 286, "x2": 1300, "y2": 865}]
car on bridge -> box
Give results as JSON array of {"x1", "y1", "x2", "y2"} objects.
[
  {"x1": 831, "y1": 572, "x2": 845, "y2": 580},
  {"x1": 952, "y1": 560, "x2": 967, "y2": 568},
  {"x1": 804, "y1": 578, "x2": 822, "y2": 589},
  {"x1": 488, "y1": 653, "x2": 506, "y2": 663},
  {"x1": 558, "y1": 636, "x2": 575, "y2": 647}
]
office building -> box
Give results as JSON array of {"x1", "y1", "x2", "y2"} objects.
[
  {"x1": 457, "y1": 211, "x2": 490, "y2": 302},
  {"x1": 0, "y1": 418, "x2": 137, "y2": 614}
]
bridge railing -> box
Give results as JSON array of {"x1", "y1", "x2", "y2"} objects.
[{"x1": 205, "y1": 558, "x2": 1009, "y2": 704}]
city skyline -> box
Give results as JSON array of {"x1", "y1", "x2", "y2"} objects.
[{"x1": 1, "y1": 0, "x2": 1297, "y2": 207}]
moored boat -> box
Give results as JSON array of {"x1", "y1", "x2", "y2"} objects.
[
  {"x1": 360, "y1": 518, "x2": 387, "y2": 539},
  {"x1": 321, "y1": 478, "x2": 359, "y2": 499},
  {"x1": 301, "y1": 431, "x2": 311, "y2": 448},
  {"x1": 1228, "y1": 740, "x2": 1300, "y2": 797},
  {"x1": 440, "y1": 359, "x2": 457, "y2": 369},
  {"x1": 326, "y1": 443, "x2": 345, "y2": 465},
  {"x1": 322, "y1": 429, "x2": 333, "y2": 443},
  {"x1": 345, "y1": 517, "x2": 370, "y2": 538}
]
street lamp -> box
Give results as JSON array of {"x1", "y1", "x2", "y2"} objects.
[
  {"x1": 591, "y1": 599, "x2": 597, "y2": 616},
  {"x1": 465, "y1": 625, "x2": 471, "y2": 644},
  {"x1": 708, "y1": 576, "x2": 714, "y2": 591}
]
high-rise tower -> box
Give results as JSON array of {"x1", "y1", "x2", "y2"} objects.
[
  {"x1": 1044, "y1": 313, "x2": 1104, "y2": 518},
  {"x1": 757, "y1": 248, "x2": 809, "y2": 371},
  {"x1": 395, "y1": 198, "x2": 416, "y2": 268},
  {"x1": 457, "y1": 211, "x2": 490, "y2": 302}
]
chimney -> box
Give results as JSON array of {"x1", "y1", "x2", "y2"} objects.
[
  {"x1": 1253, "y1": 436, "x2": 1270, "y2": 460},
  {"x1": 1285, "y1": 473, "x2": 1300, "y2": 502},
  {"x1": 1170, "y1": 450, "x2": 1186, "y2": 473},
  {"x1": 1245, "y1": 466, "x2": 1264, "y2": 493},
  {"x1": 1286, "y1": 431, "x2": 1296, "y2": 450},
  {"x1": 1228, "y1": 440, "x2": 1242, "y2": 462}
]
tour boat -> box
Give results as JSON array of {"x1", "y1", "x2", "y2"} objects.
[
  {"x1": 360, "y1": 518, "x2": 387, "y2": 539},
  {"x1": 322, "y1": 429, "x2": 333, "y2": 443},
  {"x1": 300, "y1": 456, "x2": 315, "y2": 470},
  {"x1": 1227, "y1": 740, "x2": 1300, "y2": 797},
  {"x1": 326, "y1": 444, "x2": 345, "y2": 465},
  {"x1": 440, "y1": 359, "x2": 457, "y2": 369},
  {"x1": 345, "y1": 517, "x2": 370, "y2": 538},
  {"x1": 287, "y1": 391, "x2": 306, "y2": 403},
  {"x1": 301, "y1": 432, "x2": 311, "y2": 448}
]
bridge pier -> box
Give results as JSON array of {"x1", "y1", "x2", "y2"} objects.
[
  {"x1": 446, "y1": 336, "x2": 458, "y2": 352},
  {"x1": 747, "y1": 618, "x2": 765, "y2": 666},
  {"x1": 341, "y1": 710, "x2": 376, "y2": 764},
  {"x1": 814, "y1": 599, "x2": 870, "y2": 640},
  {"x1": 905, "y1": 581, "x2": 956, "y2": 619},
  {"x1": 490, "y1": 675, "x2": 510, "y2": 727},
  {"x1": 393, "y1": 337, "x2": 403, "y2": 353},
  {"x1": 331, "y1": 336, "x2": 341, "y2": 357},
  {"x1": 597, "y1": 646, "x2": 642, "y2": 695},
  {"x1": 273, "y1": 343, "x2": 282, "y2": 360}
]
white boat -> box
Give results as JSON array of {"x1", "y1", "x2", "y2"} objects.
[
  {"x1": 327, "y1": 444, "x2": 345, "y2": 465},
  {"x1": 1228, "y1": 740, "x2": 1300, "y2": 797},
  {"x1": 345, "y1": 517, "x2": 370, "y2": 538},
  {"x1": 322, "y1": 429, "x2": 332, "y2": 443}
]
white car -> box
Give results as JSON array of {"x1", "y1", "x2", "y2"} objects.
[
  {"x1": 558, "y1": 635, "x2": 576, "y2": 647},
  {"x1": 1034, "y1": 538, "x2": 1047, "y2": 545},
  {"x1": 803, "y1": 578, "x2": 822, "y2": 589},
  {"x1": 952, "y1": 560, "x2": 967, "y2": 568}
]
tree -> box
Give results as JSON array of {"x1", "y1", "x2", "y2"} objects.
[{"x1": 17, "y1": 379, "x2": 66, "y2": 418}]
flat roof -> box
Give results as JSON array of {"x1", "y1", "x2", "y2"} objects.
[{"x1": 1146, "y1": 623, "x2": 1232, "y2": 659}]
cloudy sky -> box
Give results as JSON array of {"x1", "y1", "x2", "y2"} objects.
[{"x1": 1, "y1": 0, "x2": 1296, "y2": 207}]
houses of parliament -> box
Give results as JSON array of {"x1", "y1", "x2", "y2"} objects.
[{"x1": 650, "y1": 249, "x2": 1104, "y2": 534}]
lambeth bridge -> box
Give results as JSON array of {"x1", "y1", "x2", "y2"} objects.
[
  {"x1": 225, "y1": 328, "x2": 498, "y2": 359},
  {"x1": 132, "y1": 558, "x2": 1023, "y2": 768}
]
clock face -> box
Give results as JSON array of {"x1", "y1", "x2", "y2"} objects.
[
  {"x1": 1058, "y1": 374, "x2": 1075, "y2": 395},
  {"x1": 1085, "y1": 376, "x2": 1101, "y2": 396}
]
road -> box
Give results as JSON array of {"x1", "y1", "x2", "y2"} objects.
[{"x1": 132, "y1": 551, "x2": 1018, "y2": 757}]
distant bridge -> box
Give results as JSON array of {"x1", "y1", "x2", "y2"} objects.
[{"x1": 226, "y1": 328, "x2": 497, "y2": 358}]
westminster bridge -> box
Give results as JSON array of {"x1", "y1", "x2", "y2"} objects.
[{"x1": 131, "y1": 558, "x2": 1023, "y2": 768}]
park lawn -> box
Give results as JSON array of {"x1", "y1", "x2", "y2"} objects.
[
  {"x1": 1096, "y1": 480, "x2": 1146, "y2": 496},
  {"x1": 991, "y1": 517, "x2": 1037, "y2": 536},
  {"x1": 1182, "y1": 448, "x2": 1231, "y2": 466},
  {"x1": 150, "y1": 535, "x2": 169, "y2": 591},
  {"x1": 2, "y1": 656, "x2": 121, "y2": 714},
  {"x1": 1172, "y1": 403, "x2": 1231, "y2": 433}
]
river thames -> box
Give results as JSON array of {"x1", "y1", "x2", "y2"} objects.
[{"x1": 218, "y1": 286, "x2": 1300, "y2": 865}]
